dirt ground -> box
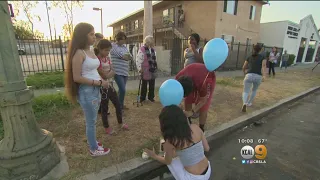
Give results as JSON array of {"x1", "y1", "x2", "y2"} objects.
[{"x1": 37, "y1": 68, "x2": 320, "y2": 179}]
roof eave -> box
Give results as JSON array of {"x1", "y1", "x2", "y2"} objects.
[{"x1": 108, "y1": 1, "x2": 163, "y2": 27}]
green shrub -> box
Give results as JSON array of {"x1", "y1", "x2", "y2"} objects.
[
  {"x1": 287, "y1": 54, "x2": 296, "y2": 66},
  {"x1": 0, "y1": 93, "x2": 72, "y2": 139},
  {"x1": 32, "y1": 93, "x2": 72, "y2": 118},
  {"x1": 26, "y1": 71, "x2": 64, "y2": 89}
]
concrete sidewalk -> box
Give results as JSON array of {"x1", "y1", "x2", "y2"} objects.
[
  {"x1": 32, "y1": 63, "x2": 316, "y2": 97},
  {"x1": 208, "y1": 90, "x2": 320, "y2": 179}
]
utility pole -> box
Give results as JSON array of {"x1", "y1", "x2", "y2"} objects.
[
  {"x1": 93, "y1": 7, "x2": 103, "y2": 35},
  {"x1": 143, "y1": 1, "x2": 153, "y2": 38},
  {"x1": 45, "y1": 1, "x2": 53, "y2": 38},
  {"x1": 0, "y1": 1, "x2": 61, "y2": 180}
]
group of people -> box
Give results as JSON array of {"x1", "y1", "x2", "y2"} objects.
[
  {"x1": 64, "y1": 22, "x2": 288, "y2": 179},
  {"x1": 64, "y1": 22, "x2": 159, "y2": 157}
]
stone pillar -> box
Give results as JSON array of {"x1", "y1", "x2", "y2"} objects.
[
  {"x1": 143, "y1": 1, "x2": 153, "y2": 38},
  {"x1": 0, "y1": 2, "x2": 60, "y2": 180},
  {"x1": 301, "y1": 38, "x2": 310, "y2": 63},
  {"x1": 311, "y1": 41, "x2": 319, "y2": 63}
]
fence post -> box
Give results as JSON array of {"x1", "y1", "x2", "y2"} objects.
[
  {"x1": 59, "y1": 36, "x2": 65, "y2": 71},
  {"x1": 236, "y1": 42, "x2": 240, "y2": 69}
]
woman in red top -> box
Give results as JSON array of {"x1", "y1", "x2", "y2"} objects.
[{"x1": 175, "y1": 63, "x2": 216, "y2": 132}]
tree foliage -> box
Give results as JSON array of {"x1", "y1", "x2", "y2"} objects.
[
  {"x1": 13, "y1": 20, "x2": 44, "y2": 39},
  {"x1": 10, "y1": 1, "x2": 41, "y2": 33},
  {"x1": 52, "y1": 1, "x2": 83, "y2": 38}
]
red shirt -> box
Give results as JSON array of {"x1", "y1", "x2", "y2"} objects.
[{"x1": 175, "y1": 63, "x2": 216, "y2": 97}]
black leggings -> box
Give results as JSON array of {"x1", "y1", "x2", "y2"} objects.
[{"x1": 269, "y1": 62, "x2": 275, "y2": 76}]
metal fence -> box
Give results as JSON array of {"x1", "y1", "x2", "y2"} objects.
[
  {"x1": 17, "y1": 36, "x2": 284, "y2": 77},
  {"x1": 170, "y1": 38, "x2": 284, "y2": 74},
  {"x1": 17, "y1": 36, "x2": 68, "y2": 76}
]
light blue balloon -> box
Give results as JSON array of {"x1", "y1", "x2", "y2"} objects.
[
  {"x1": 203, "y1": 38, "x2": 229, "y2": 72},
  {"x1": 159, "y1": 79, "x2": 184, "y2": 107}
]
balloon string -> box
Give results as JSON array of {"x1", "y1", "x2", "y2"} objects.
[{"x1": 194, "y1": 72, "x2": 210, "y2": 103}]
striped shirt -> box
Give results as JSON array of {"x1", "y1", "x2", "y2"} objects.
[{"x1": 110, "y1": 43, "x2": 130, "y2": 76}]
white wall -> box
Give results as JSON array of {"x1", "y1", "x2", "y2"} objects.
[
  {"x1": 294, "y1": 15, "x2": 320, "y2": 63},
  {"x1": 283, "y1": 37, "x2": 298, "y2": 54},
  {"x1": 259, "y1": 21, "x2": 287, "y2": 47}
]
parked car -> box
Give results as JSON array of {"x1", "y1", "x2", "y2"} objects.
[{"x1": 17, "y1": 45, "x2": 26, "y2": 55}]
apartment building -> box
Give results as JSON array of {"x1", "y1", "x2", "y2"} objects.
[{"x1": 108, "y1": 0, "x2": 268, "y2": 48}]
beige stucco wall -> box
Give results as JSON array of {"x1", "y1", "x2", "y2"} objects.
[
  {"x1": 112, "y1": 1, "x2": 264, "y2": 44},
  {"x1": 154, "y1": 46, "x2": 171, "y2": 74},
  {"x1": 182, "y1": 1, "x2": 218, "y2": 40},
  {"x1": 214, "y1": 1, "x2": 264, "y2": 44}
]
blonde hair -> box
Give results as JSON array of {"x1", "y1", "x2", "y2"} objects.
[{"x1": 143, "y1": 35, "x2": 154, "y2": 46}]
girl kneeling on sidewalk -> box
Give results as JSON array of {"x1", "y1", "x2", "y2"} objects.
[
  {"x1": 96, "y1": 39, "x2": 129, "y2": 135},
  {"x1": 144, "y1": 105, "x2": 211, "y2": 180}
]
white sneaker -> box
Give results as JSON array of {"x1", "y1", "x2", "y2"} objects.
[
  {"x1": 90, "y1": 148, "x2": 111, "y2": 157},
  {"x1": 247, "y1": 103, "x2": 252, "y2": 107}
]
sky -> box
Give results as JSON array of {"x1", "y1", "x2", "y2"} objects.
[{"x1": 11, "y1": 1, "x2": 320, "y2": 38}]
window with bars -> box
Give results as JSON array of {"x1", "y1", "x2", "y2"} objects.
[
  {"x1": 249, "y1": 5, "x2": 256, "y2": 20},
  {"x1": 223, "y1": 0, "x2": 238, "y2": 15}
]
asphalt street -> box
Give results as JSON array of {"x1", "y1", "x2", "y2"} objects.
[{"x1": 207, "y1": 90, "x2": 320, "y2": 180}]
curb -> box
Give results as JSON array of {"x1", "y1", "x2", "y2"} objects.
[{"x1": 81, "y1": 86, "x2": 320, "y2": 180}]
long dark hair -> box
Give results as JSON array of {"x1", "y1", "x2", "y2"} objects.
[
  {"x1": 64, "y1": 22, "x2": 94, "y2": 103},
  {"x1": 252, "y1": 44, "x2": 262, "y2": 57},
  {"x1": 159, "y1": 105, "x2": 193, "y2": 149},
  {"x1": 272, "y1": 46, "x2": 278, "y2": 56}
]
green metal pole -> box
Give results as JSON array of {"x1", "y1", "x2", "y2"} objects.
[{"x1": 0, "y1": 1, "x2": 61, "y2": 179}]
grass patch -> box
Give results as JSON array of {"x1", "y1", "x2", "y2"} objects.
[
  {"x1": 216, "y1": 77, "x2": 242, "y2": 87},
  {"x1": 26, "y1": 71, "x2": 64, "y2": 89},
  {"x1": 0, "y1": 93, "x2": 73, "y2": 140},
  {"x1": 32, "y1": 93, "x2": 72, "y2": 119},
  {"x1": 0, "y1": 119, "x2": 3, "y2": 140}
]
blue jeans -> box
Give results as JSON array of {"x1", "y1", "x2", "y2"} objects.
[
  {"x1": 242, "y1": 73, "x2": 262, "y2": 105},
  {"x1": 281, "y1": 61, "x2": 288, "y2": 69},
  {"x1": 78, "y1": 84, "x2": 101, "y2": 151},
  {"x1": 114, "y1": 74, "x2": 128, "y2": 109}
]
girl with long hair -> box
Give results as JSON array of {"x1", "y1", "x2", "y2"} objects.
[
  {"x1": 144, "y1": 105, "x2": 211, "y2": 180},
  {"x1": 95, "y1": 39, "x2": 129, "y2": 135},
  {"x1": 64, "y1": 22, "x2": 110, "y2": 156},
  {"x1": 241, "y1": 44, "x2": 267, "y2": 112}
]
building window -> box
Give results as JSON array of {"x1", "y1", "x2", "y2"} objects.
[
  {"x1": 120, "y1": 25, "x2": 124, "y2": 30},
  {"x1": 163, "y1": 9, "x2": 169, "y2": 17},
  {"x1": 223, "y1": 0, "x2": 238, "y2": 15},
  {"x1": 249, "y1": 5, "x2": 256, "y2": 20},
  {"x1": 163, "y1": 8, "x2": 175, "y2": 25},
  {"x1": 135, "y1": 20, "x2": 139, "y2": 29}
]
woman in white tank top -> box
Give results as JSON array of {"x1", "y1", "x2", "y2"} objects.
[{"x1": 64, "y1": 22, "x2": 110, "y2": 157}]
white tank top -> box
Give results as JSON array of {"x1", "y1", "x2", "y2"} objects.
[{"x1": 81, "y1": 50, "x2": 101, "y2": 81}]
